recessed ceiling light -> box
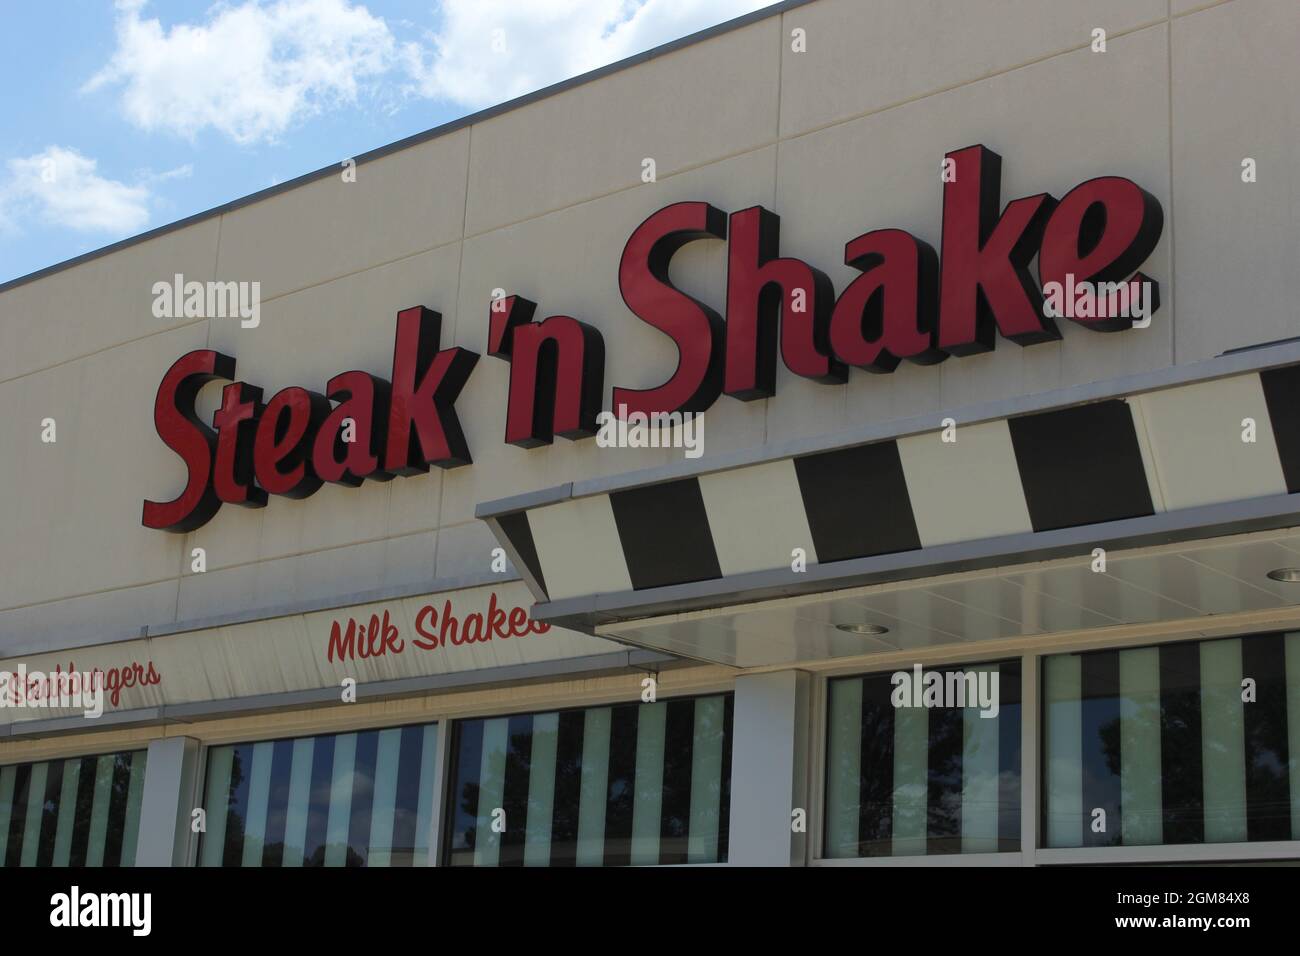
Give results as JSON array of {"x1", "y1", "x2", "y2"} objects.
[
  {"x1": 835, "y1": 623, "x2": 890, "y2": 636},
  {"x1": 1266, "y1": 567, "x2": 1300, "y2": 583}
]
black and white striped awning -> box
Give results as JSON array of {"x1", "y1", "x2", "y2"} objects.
[{"x1": 480, "y1": 350, "x2": 1300, "y2": 633}]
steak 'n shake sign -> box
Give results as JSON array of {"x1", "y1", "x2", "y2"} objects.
[{"x1": 143, "y1": 146, "x2": 1163, "y2": 532}]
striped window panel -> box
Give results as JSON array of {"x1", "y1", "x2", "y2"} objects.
[
  {"x1": 0, "y1": 749, "x2": 147, "y2": 867},
  {"x1": 445, "y1": 694, "x2": 734, "y2": 866},
  {"x1": 824, "y1": 661, "x2": 1022, "y2": 857},
  {"x1": 1044, "y1": 632, "x2": 1300, "y2": 848},
  {"x1": 199, "y1": 722, "x2": 439, "y2": 867}
]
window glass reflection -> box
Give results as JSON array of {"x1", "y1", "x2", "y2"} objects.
[
  {"x1": 199, "y1": 722, "x2": 437, "y2": 867},
  {"x1": 824, "y1": 661, "x2": 1021, "y2": 858},
  {"x1": 0, "y1": 749, "x2": 147, "y2": 867},
  {"x1": 1043, "y1": 632, "x2": 1298, "y2": 847},
  {"x1": 445, "y1": 695, "x2": 733, "y2": 866}
]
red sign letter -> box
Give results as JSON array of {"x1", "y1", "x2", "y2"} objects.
[
  {"x1": 253, "y1": 386, "x2": 330, "y2": 497},
  {"x1": 212, "y1": 381, "x2": 267, "y2": 507},
  {"x1": 938, "y1": 145, "x2": 1058, "y2": 354},
  {"x1": 384, "y1": 306, "x2": 479, "y2": 473},
  {"x1": 1038, "y1": 176, "x2": 1163, "y2": 331},
  {"x1": 488, "y1": 295, "x2": 605, "y2": 447},
  {"x1": 725, "y1": 205, "x2": 844, "y2": 397},
  {"x1": 313, "y1": 370, "x2": 392, "y2": 485},
  {"x1": 141, "y1": 349, "x2": 234, "y2": 532},
  {"x1": 613, "y1": 202, "x2": 726, "y2": 416},
  {"x1": 829, "y1": 228, "x2": 945, "y2": 373}
]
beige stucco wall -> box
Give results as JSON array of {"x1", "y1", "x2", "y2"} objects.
[{"x1": 2, "y1": 0, "x2": 1296, "y2": 656}]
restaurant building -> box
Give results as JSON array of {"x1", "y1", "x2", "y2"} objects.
[{"x1": 2, "y1": 0, "x2": 1299, "y2": 867}]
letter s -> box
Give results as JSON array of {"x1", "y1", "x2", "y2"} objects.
[
  {"x1": 612, "y1": 202, "x2": 726, "y2": 416},
  {"x1": 413, "y1": 604, "x2": 440, "y2": 649},
  {"x1": 142, "y1": 350, "x2": 235, "y2": 532}
]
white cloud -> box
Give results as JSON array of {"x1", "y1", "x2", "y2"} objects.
[
  {"x1": 1, "y1": 146, "x2": 151, "y2": 235},
  {"x1": 84, "y1": 0, "x2": 399, "y2": 144},
  {"x1": 86, "y1": 0, "x2": 777, "y2": 144},
  {"x1": 407, "y1": 0, "x2": 776, "y2": 107},
  {"x1": 149, "y1": 163, "x2": 195, "y2": 183}
]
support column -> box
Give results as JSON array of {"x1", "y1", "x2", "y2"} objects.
[
  {"x1": 133, "y1": 736, "x2": 202, "y2": 867},
  {"x1": 727, "y1": 670, "x2": 811, "y2": 866},
  {"x1": 1021, "y1": 653, "x2": 1040, "y2": 865},
  {"x1": 427, "y1": 720, "x2": 453, "y2": 866}
]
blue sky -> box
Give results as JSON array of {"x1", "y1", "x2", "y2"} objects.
[{"x1": 0, "y1": 0, "x2": 773, "y2": 285}]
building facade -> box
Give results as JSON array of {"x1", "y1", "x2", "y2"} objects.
[{"x1": 3, "y1": 0, "x2": 1300, "y2": 867}]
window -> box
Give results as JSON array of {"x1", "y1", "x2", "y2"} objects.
[
  {"x1": 199, "y1": 722, "x2": 438, "y2": 867},
  {"x1": 0, "y1": 749, "x2": 147, "y2": 867},
  {"x1": 1043, "y1": 632, "x2": 1299, "y2": 848},
  {"x1": 444, "y1": 694, "x2": 733, "y2": 866},
  {"x1": 824, "y1": 660, "x2": 1022, "y2": 858}
]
